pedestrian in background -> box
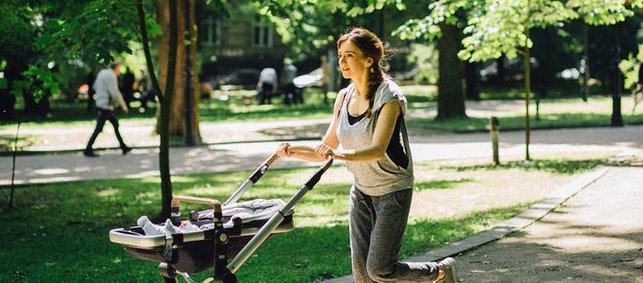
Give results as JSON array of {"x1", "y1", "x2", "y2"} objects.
[
  {"x1": 276, "y1": 27, "x2": 458, "y2": 283},
  {"x1": 84, "y1": 61, "x2": 132, "y2": 157},
  {"x1": 120, "y1": 67, "x2": 136, "y2": 108},
  {"x1": 282, "y1": 58, "x2": 300, "y2": 105},
  {"x1": 257, "y1": 67, "x2": 277, "y2": 105}
]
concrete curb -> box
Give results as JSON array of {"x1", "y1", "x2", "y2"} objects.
[{"x1": 322, "y1": 166, "x2": 611, "y2": 283}]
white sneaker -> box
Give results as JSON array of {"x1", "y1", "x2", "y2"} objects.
[{"x1": 137, "y1": 216, "x2": 165, "y2": 236}]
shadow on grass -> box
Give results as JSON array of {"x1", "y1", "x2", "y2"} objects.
[
  {"x1": 441, "y1": 158, "x2": 606, "y2": 175},
  {"x1": 0, "y1": 134, "x2": 33, "y2": 151}
]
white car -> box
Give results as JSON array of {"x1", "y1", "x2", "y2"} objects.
[{"x1": 293, "y1": 68, "x2": 324, "y2": 88}]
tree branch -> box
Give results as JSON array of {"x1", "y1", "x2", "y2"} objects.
[{"x1": 137, "y1": 0, "x2": 164, "y2": 103}]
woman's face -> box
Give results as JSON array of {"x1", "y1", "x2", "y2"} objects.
[{"x1": 338, "y1": 40, "x2": 373, "y2": 80}]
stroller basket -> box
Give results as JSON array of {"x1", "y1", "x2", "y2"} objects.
[{"x1": 109, "y1": 154, "x2": 333, "y2": 283}]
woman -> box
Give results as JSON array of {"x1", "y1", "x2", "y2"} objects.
[{"x1": 277, "y1": 27, "x2": 458, "y2": 282}]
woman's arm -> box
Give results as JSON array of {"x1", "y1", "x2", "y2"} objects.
[{"x1": 321, "y1": 100, "x2": 401, "y2": 162}]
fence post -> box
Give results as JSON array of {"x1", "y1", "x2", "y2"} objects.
[{"x1": 490, "y1": 117, "x2": 500, "y2": 166}]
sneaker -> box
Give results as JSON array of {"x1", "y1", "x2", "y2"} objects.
[
  {"x1": 137, "y1": 216, "x2": 165, "y2": 236},
  {"x1": 122, "y1": 146, "x2": 132, "y2": 155},
  {"x1": 83, "y1": 150, "x2": 99, "y2": 157},
  {"x1": 435, "y1": 257, "x2": 458, "y2": 283}
]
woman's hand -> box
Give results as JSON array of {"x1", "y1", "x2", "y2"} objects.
[
  {"x1": 276, "y1": 142, "x2": 291, "y2": 157},
  {"x1": 315, "y1": 143, "x2": 335, "y2": 159}
]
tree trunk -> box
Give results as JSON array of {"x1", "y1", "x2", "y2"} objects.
[
  {"x1": 495, "y1": 55, "x2": 506, "y2": 86},
  {"x1": 523, "y1": 32, "x2": 532, "y2": 161},
  {"x1": 155, "y1": 0, "x2": 179, "y2": 219},
  {"x1": 465, "y1": 61, "x2": 480, "y2": 101},
  {"x1": 611, "y1": 22, "x2": 624, "y2": 127},
  {"x1": 436, "y1": 22, "x2": 466, "y2": 120},
  {"x1": 157, "y1": 0, "x2": 201, "y2": 143}
]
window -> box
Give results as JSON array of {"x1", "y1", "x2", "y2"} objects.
[
  {"x1": 201, "y1": 16, "x2": 221, "y2": 46},
  {"x1": 253, "y1": 14, "x2": 273, "y2": 47}
]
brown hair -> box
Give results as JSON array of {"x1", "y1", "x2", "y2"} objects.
[{"x1": 337, "y1": 27, "x2": 385, "y2": 118}]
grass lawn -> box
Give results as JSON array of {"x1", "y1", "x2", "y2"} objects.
[
  {"x1": 408, "y1": 96, "x2": 643, "y2": 132},
  {"x1": 0, "y1": 157, "x2": 605, "y2": 282}
]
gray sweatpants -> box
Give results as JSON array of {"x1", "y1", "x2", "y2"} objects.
[{"x1": 349, "y1": 186, "x2": 439, "y2": 282}]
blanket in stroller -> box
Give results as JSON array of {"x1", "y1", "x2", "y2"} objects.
[{"x1": 109, "y1": 198, "x2": 293, "y2": 273}]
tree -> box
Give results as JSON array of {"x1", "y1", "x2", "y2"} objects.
[
  {"x1": 156, "y1": 0, "x2": 201, "y2": 145},
  {"x1": 394, "y1": 1, "x2": 473, "y2": 119},
  {"x1": 436, "y1": 22, "x2": 466, "y2": 119},
  {"x1": 458, "y1": 0, "x2": 641, "y2": 160},
  {"x1": 0, "y1": 1, "x2": 68, "y2": 119}
]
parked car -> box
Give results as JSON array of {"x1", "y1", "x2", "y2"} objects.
[
  {"x1": 220, "y1": 68, "x2": 261, "y2": 89},
  {"x1": 293, "y1": 68, "x2": 324, "y2": 88}
]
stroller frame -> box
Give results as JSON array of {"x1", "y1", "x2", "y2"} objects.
[{"x1": 109, "y1": 154, "x2": 333, "y2": 283}]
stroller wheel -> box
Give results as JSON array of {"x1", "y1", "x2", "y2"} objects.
[{"x1": 158, "y1": 263, "x2": 178, "y2": 282}]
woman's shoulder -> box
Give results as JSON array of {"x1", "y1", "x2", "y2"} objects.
[
  {"x1": 373, "y1": 79, "x2": 407, "y2": 113},
  {"x1": 379, "y1": 79, "x2": 402, "y2": 94},
  {"x1": 376, "y1": 79, "x2": 404, "y2": 101}
]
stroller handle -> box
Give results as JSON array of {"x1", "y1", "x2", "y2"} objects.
[
  {"x1": 305, "y1": 155, "x2": 333, "y2": 190},
  {"x1": 172, "y1": 195, "x2": 221, "y2": 211},
  {"x1": 321, "y1": 154, "x2": 334, "y2": 170}
]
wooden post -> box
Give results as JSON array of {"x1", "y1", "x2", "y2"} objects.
[{"x1": 490, "y1": 117, "x2": 500, "y2": 165}]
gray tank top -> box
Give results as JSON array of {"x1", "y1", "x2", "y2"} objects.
[{"x1": 336, "y1": 79, "x2": 414, "y2": 196}]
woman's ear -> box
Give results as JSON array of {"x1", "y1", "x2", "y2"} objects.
[{"x1": 365, "y1": 57, "x2": 374, "y2": 68}]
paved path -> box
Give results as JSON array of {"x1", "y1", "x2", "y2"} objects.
[
  {"x1": 324, "y1": 165, "x2": 643, "y2": 283},
  {"x1": 1, "y1": 125, "x2": 641, "y2": 186},
  {"x1": 456, "y1": 166, "x2": 643, "y2": 283}
]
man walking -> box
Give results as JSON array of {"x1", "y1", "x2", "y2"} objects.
[{"x1": 84, "y1": 61, "x2": 132, "y2": 157}]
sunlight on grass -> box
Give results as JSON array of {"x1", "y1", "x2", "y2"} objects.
[
  {"x1": 95, "y1": 188, "x2": 120, "y2": 197},
  {"x1": 414, "y1": 178, "x2": 474, "y2": 191}
]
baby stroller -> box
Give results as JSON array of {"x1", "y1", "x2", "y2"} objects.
[{"x1": 109, "y1": 154, "x2": 333, "y2": 282}]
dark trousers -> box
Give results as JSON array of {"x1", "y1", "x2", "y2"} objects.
[
  {"x1": 349, "y1": 187, "x2": 439, "y2": 282},
  {"x1": 283, "y1": 83, "x2": 302, "y2": 105},
  {"x1": 257, "y1": 83, "x2": 274, "y2": 105},
  {"x1": 86, "y1": 109, "x2": 127, "y2": 151}
]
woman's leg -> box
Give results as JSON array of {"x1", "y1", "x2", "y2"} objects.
[
  {"x1": 349, "y1": 186, "x2": 376, "y2": 283},
  {"x1": 366, "y1": 189, "x2": 440, "y2": 282}
]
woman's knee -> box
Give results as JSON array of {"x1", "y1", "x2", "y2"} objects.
[{"x1": 365, "y1": 262, "x2": 392, "y2": 282}]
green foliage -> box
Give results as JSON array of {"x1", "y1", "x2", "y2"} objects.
[
  {"x1": 406, "y1": 43, "x2": 439, "y2": 84},
  {"x1": 459, "y1": 0, "x2": 578, "y2": 62},
  {"x1": 394, "y1": 0, "x2": 472, "y2": 41},
  {"x1": 7, "y1": 65, "x2": 62, "y2": 103},
  {"x1": 0, "y1": 0, "x2": 161, "y2": 103},
  {"x1": 619, "y1": 44, "x2": 643, "y2": 89},
  {"x1": 567, "y1": 0, "x2": 638, "y2": 25},
  {"x1": 256, "y1": 0, "x2": 406, "y2": 59},
  {"x1": 458, "y1": 0, "x2": 638, "y2": 62},
  {"x1": 37, "y1": 0, "x2": 141, "y2": 64}
]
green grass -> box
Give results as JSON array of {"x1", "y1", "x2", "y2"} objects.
[
  {"x1": 441, "y1": 158, "x2": 607, "y2": 175},
  {"x1": 0, "y1": 157, "x2": 604, "y2": 282},
  {"x1": 409, "y1": 109, "x2": 643, "y2": 132}
]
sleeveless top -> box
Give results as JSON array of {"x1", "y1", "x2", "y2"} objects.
[{"x1": 336, "y1": 79, "x2": 414, "y2": 196}]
